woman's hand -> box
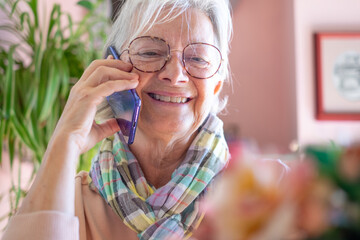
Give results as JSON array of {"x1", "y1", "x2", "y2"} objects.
[
  {"x1": 14, "y1": 58, "x2": 139, "y2": 216},
  {"x1": 52, "y1": 57, "x2": 139, "y2": 154}
]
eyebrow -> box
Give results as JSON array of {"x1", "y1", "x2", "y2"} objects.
[{"x1": 139, "y1": 35, "x2": 214, "y2": 47}]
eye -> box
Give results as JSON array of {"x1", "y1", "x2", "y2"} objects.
[
  {"x1": 139, "y1": 51, "x2": 160, "y2": 57},
  {"x1": 190, "y1": 57, "x2": 208, "y2": 63},
  {"x1": 136, "y1": 49, "x2": 167, "y2": 58},
  {"x1": 185, "y1": 56, "x2": 211, "y2": 68}
]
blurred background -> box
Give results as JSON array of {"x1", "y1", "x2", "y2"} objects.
[
  {"x1": 1, "y1": 0, "x2": 360, "y2": 237},
  {"x1": 223, "y1": 0, "x2": 360, "y2": 153}
]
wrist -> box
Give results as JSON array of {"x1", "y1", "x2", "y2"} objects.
[{"x1": 45, "y1": 133, "x2": 82, "y2": 166}]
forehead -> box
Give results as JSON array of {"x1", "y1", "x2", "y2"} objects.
[{"x1": 143, "y1": 8, "x2": 215, "y2": 46}]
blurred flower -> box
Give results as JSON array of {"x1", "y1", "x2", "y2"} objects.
[
  {"x1": 191, "y1": 143, "x2": 360, "y2": 240},
  {"x1": 304, "y1": 144, "x2": 360, "y2": 239},
  {"x1": 339, "y1": 143, "x2": 360, "y2": 182},
  {"x1": 200, "y1": 153, "x2": 313, "y2": 240},
  {"x1": 296, "y1": 177, "x2": 334, "y2": 238}
]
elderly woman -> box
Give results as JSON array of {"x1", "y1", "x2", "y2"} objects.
[{"x1": 3, "y1": 0, "x2": 232, "y2": 239}]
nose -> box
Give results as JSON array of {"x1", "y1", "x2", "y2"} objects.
[{"x1": 157, "y1": 51, "x2": 189, "y2": 85}]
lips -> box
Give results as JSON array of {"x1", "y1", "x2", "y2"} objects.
[{"x1": 148, "y1": 93, "x2": 191, "y2": 103}]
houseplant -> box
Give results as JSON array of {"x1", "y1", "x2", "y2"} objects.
[{"x1": 0, "y1": 0, "x2": 110, "y2": 221}]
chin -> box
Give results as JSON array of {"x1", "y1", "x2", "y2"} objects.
[
  {"x1": 158, "y1": 117, "x2": 195, "y2": 135},
  {"x1": 139, "y1": 105, "x2": 211, "y2": 136},
  {"x1": 140, "y1": 115, "x2": 195, "y2": 138}
]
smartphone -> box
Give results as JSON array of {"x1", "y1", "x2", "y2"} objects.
[{"x1": 106, "y1": 46, "x2": 141, "y2": 144}]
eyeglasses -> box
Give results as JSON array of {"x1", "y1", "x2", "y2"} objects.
[{"x1": 119, "y1": 36, "x2": 222, "y2": 79}]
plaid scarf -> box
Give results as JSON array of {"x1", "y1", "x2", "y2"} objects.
[{"x1": 89, "y1": 114, "x2": 229, "y2": 240}]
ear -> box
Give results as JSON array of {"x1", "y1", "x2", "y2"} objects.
[{"x1": 213, "y1": 79, "x2": 223, "y2": 95}]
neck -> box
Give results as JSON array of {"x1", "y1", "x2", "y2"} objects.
[{"x1": 130, "y1": 126, "x2": 197, "y2": 189}]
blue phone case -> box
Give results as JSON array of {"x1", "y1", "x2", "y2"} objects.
[{"x1": 106, "y1": 46, "x2": 141, "y2": 144}]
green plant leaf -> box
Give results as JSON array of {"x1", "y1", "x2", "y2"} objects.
[
  {"x1": 24, "y1": 85, "x2": 37, "y2": 119},
  {"x1": 45, "y1": 99, "x2": 60, "y2": 142},
  {"x1": 47, "y1": 4, "x2": 61, "y2": 41},
  {"x1": 77, "y1": 0, "x2": 93, "y2": 11},
  {"x1": 39, "y1": 66, "x2": 61, "y2": 122},
  {"x1": 14, "y1": 158, "x2": 22, "y2": 209},
  {"x1": 35, "y1": 45, "x2": 45, "y2": 117},
  {"x1": 10, "y1": 0, "x2": 21, "y2": 18},
  {"x1": 8, "y1": 129, "x2": 15, "y2": 167},
  {"x1": 26, "y1": 0, "x2": 39, "y2": 28},
  {"x1": 4, "y1": 45, "x2": 16, "y2": 133},
  {"x1": 29, "y1": 112, "x2": 41, "y2": 152},
  {"x1": 19, "y1": 12, "x2": 30, "y2": 32},
  {"x1": 60, "y1": 57, "x2": 70, "y2": 97},
  {"x1": 10, "y1": 120, "x2": 31, "y2": 151},
  {"x1": 66, "y1": 12, "x2": 73, "y2": 37},
  {"x1": 0, "y1": 119, "x2": 5, "y2": 164},
  {"x1": 11, "y1": 112, "x2": 38, "y2": 152}
]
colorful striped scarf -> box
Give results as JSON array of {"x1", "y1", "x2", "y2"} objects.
[{"x1": 89, "y1": 114, "x2": 229, "y2": 239}]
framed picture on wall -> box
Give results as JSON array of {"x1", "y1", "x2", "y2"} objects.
[{"x1": 315, "y1": 32, "x2": 360, "y2": 121}]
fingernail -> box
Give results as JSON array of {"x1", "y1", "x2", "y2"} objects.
[{"x1": 107, "y1": 55, "x2": 114, "y2": 59}]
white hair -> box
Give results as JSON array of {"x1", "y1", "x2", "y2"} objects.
[{"x1": 96, "y1": 0, "x2": 233, "y2": 121}]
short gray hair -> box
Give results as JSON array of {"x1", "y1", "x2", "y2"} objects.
[{"x1": 97, "y1": 0, "x2": 233, "y2": 120}]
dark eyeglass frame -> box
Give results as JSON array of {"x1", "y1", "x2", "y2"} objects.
[{"x1": 120, "y1": 36, "x2": 223, "y2": 79}]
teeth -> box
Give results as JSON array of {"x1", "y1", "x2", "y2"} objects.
[
  {"x1": 159, "y1": 95, "x2": 168, "y2": 102},
  {"x1": 152, "y1": 94, "x2": 188, "y2": 103}
]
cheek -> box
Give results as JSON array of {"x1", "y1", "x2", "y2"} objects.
[
  {"x1": 134, "y1": 72, "x2": 152, "y2": 98},
  {"x1": 195, "y1": 77, "x2": 223, "y2": 113},
  {"x1": 194, "y1": 83, "x2": 217, "y2": 112},
  {"x1": 135, "y1": 81, "x2": 145, "y2": 98}
]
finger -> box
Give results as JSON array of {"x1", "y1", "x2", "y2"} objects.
[
  {"x1": 89, "y1": 79, "x2": 139, "y2": 105},
  {"x1": 79, "y1": 59, "x2": 133, "y2": 84},
  {"x1": 86, "y1": 65, "x2": 139, "y2": 87}
]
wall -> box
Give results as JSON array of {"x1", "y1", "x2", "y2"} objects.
[
  {"x1": 39, "y1": 0, "x2": 86, "y2": 23},
  {"x1": 223, "y1": 0, "x2": 360, "y2": 151},
  {"x1": 294, "y1": 0, "x2": 360, "y2": 146},
  {"x1": 221, "y1": 0, "x2": 297, "y2": 152}
]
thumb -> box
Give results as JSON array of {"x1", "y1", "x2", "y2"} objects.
[
  {"x1": 84, "y1": 119, "x2": 120, "y2": 152},
  {"x1": 94, "y1": 118, "x2": 120, "y2": 140}
]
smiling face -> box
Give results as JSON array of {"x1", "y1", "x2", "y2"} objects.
[{"x1": 132, "y1": 8, "x2": 223, "y2": 140}]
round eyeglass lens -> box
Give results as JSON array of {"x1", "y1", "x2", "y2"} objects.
[
  {"x1": 128, "y1": 37, "x2": 169, "y2": 73},
  {"x1": 183, "y1": 43, "x2": 222, "y2": 79}
]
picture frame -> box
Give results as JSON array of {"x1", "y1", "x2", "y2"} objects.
[{"x1": 315, "y1": 32, "x2": 360, "y2": 121}]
